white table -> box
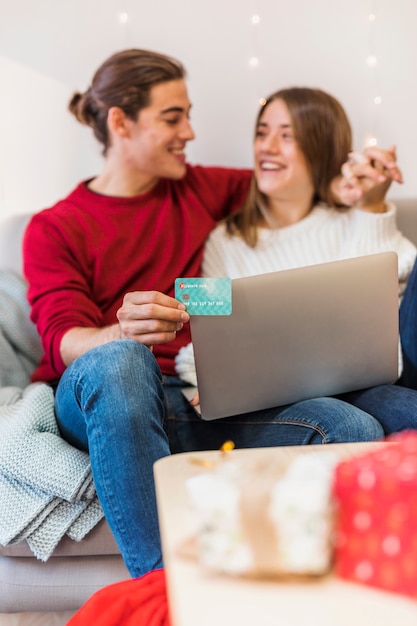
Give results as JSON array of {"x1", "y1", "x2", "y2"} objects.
[{"x1": 154, "y1": 443, "x2": 417, "y2": 626}]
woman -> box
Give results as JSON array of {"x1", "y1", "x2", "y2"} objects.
[
  {"x1": 204, "y1": 88, "x2": 414, "y2": 283},
  {"x1": 176, "y1": 87, "x2": 417, "y2": 434}
]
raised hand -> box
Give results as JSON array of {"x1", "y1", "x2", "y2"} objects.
[{"x1": 331, "y1": 145, "x2": 403, "y2": 212}]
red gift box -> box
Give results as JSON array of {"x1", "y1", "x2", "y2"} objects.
[{"x1": 333, "y1": 432, "x2": 417, "y2": 598}]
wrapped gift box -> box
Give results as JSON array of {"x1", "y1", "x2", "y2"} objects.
[
  {"x1": 333, "y1": 432, "x2": 417, "y2": 598},
  {"x1": 185, "y1": 451, "x2": 338, "y2": 578}
]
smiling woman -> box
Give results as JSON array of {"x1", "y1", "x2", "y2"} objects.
[
  {"x1": 175, "y1": 85, "x2": 417, "y2": 441},
  {"x1": 254, "y1": 98, "x2": 316, "y2": 227},
  {"x1": 254, "y1": 89, "x2": 351, "y2": 222},
  {"x1": 223, "y1": 87, "x2": 358, "y2": 246},
  {"x1": 210, "y1": 87, "x2": 404, "y2": 254}
]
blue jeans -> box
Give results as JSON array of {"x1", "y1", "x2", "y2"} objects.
[
  {"x1": 337, "y1": 255, "x2": 417, "y2": 432},
  {"x1": 337, "y1": 384, "x2": 417, "y2": 434},
  {"x1": 398, "y1": 255, "x2": 417, "y2": 390},
  {"x1": 54, "y1": 340, "x2": 383, "y2": 578}
]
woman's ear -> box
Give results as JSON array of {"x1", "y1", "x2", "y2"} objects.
[{"x1": 107, "y1": 106, "x2": 131, "y2": 138}]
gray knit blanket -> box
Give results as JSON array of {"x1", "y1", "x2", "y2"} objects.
[{"x1": 0, "y1": 271, "x2": 103, "y2": 561}]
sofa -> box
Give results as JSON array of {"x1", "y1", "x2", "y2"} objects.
[
  {"x1": 0, "y1": 199, "x2": 416, "y2": 614},
  {"x1": 0, "y1": 213, "x2": 129, "y2": 614}
]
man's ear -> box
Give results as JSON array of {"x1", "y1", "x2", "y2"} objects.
[{"x1": 107, "y1": 106, "x2": 132, "y2": 138}]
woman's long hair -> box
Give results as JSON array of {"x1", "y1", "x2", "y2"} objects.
[{"x1": 226, "y1": 87, "x2": 352, "y2": 247}]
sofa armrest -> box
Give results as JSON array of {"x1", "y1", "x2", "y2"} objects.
[
  {"x1": 392, "y1": 198, "x2": 417, "y2": 246},
  {"x1": 0, "y1": 213, "x2": 32, "y2": 276}
]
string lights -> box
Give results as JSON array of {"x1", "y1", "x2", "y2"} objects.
[
  {"x1": 117, "y1": 3, "x2": 131, "y2": 46},
  {"x1": 114, "y1": 5, "x2": 384, "y2": 152},
  {"x1": 365, "y1": 3, "x2": 382, "y2": 147},
  {"x1": 248, "y1": 10, "x2": 266, "y2": 107},
  {"x1": 249, "y1": 12, "x2": 260, "y2": 70}
]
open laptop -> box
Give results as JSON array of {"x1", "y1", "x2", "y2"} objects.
[{"x1": 182, "y1": 252, "x2": 399, "y2": 420}]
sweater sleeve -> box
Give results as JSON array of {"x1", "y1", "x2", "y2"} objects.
[
  {"x1": 345, "y1": 203, "x2": 417, "y2": 295},
  {"x1": 186, "y1": 166, "x2": 251, "y2": 221},
  {"x1": 23, "y1": 210, "x2": 104, "y2": 379}
]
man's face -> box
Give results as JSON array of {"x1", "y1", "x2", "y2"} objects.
[{"x1": 125, "y1": 79, "x2": 195, "y2": 184}]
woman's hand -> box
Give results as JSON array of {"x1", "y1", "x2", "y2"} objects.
[
  {"x1": 331, "y1": 145, "x2": 403, "y2": 212},
  {"x1": 190, "y1": 389, "x2": 200, "y2": 407},
  {"x1": 117, "y1": 290, "x2": 190, "y2": 346}
]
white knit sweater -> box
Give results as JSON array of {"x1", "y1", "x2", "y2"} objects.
[
  {"x1": 203, "y1": 203, "x2": 416, "y2": 292},
  {"x1": 175, "y1": 203, "x2": 417, "y2": 385}
]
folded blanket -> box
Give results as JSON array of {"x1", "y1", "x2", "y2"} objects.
[
  {"x1": 0, "y1": 270, "x2": 103, "y2": 560},
  {"x1": 0, "y1": 384, "x2": 103, "y2": 560}
]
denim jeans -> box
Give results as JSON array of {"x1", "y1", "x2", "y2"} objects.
[
  {"x1": 337, "y1": 384, "x2": 417, "y2": 434},
  {"x1": 398, "y1": 255, "x2": 417, "y2": 390},
  {"x1": 55, "y1": 340, "x2": 383, "y2": 578},
  {"x1": 337, "y1": 256, "x2": 417, "y2": 432}
]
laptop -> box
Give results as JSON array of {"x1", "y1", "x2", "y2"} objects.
[{"x1": 182, "y1": 252, "x2": 399, "y2": 420}]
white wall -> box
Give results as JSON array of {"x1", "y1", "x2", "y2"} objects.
[
  {"x1": 0, "y1": 0, "x2": 416, "y2": 218},
  {"x1": 0, "y1": 56, "x2": 101, "y2": 217}
]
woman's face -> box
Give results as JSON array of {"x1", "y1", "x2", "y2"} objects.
[{"x1": 254, "y1": 99, "x2": 314, "y2": 204}]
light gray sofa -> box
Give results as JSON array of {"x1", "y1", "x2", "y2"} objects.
[
  {"x1": 0, "y1": 199, "x2": 416, "y2": 613},
  {"x1": 0, "y1": 213, "x2": 129, "y2": 614}
]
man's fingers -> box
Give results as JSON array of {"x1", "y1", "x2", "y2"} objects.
[{"x1": 116, "y1": 289, "x2": 190, "y2": 345}]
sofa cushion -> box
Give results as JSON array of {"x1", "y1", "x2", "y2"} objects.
[
  {"x1": 0, "y1": 518, "x2": 120, "y2": 558},
  {"x1": 0, "y1": 553, "x2": 129, "y2": 612}
]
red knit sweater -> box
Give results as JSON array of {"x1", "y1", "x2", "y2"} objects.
[
  {"x1": 23, "y1": 164, "x2": 251, "y2": 382},
  {"x1": 67, "y1": 569, "x2": 170, "y2": 626}
]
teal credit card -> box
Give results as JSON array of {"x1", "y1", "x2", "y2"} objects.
[{"x1": 175, "y1": 277, "x2": 232, "y2": 315}]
